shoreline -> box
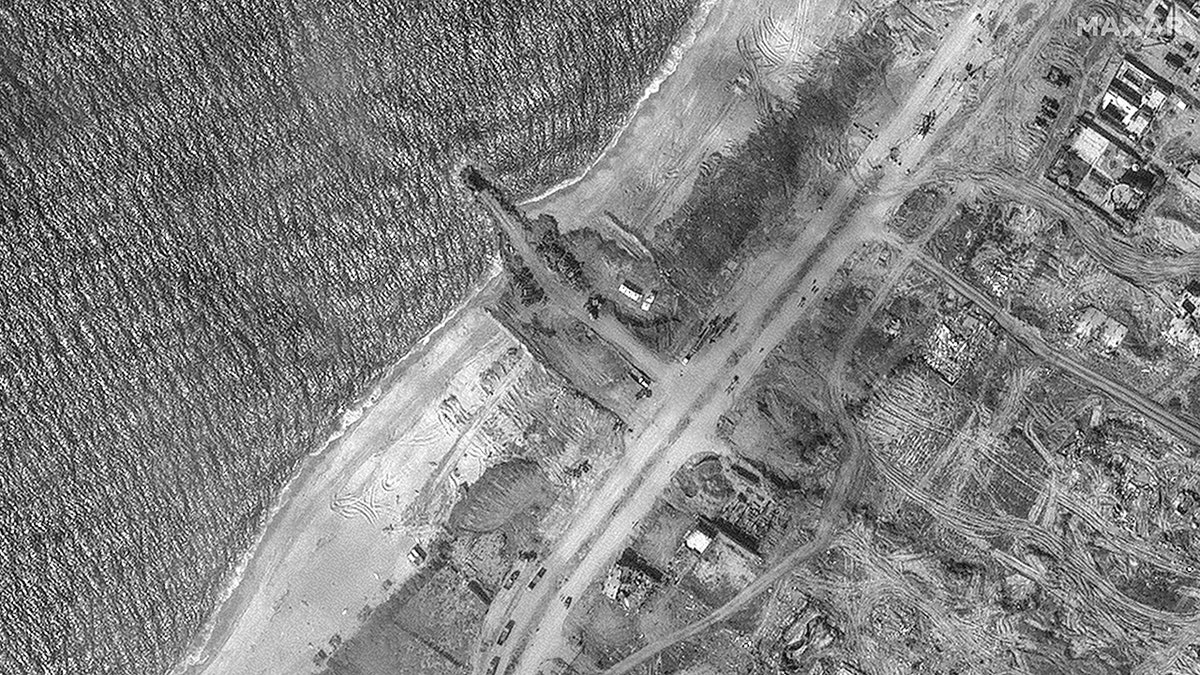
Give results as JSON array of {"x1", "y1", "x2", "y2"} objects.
[
  {"x1": 175, "y1": 1, "x2": 720, "y2": 666},
  {"x1": 518, "y1": 0, "x2": 720, "y2": 207},
  {"x1": 174, "y1": 255, "x2": 504, "y2": 675}
]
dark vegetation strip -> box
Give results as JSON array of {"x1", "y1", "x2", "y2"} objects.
[{"x1": 655, "y1": 22, "x2": 897, "y2": 302}]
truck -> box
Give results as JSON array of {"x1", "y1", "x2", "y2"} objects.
[
  {"x1": 407, "y1": 543, "x2": 427, "y2": 566},
  {"x1": 527, "y1": 566, "x2": 547, "y2": 590},
  {"x1": 496, "y1": 620, "x2": 515, "y2": 646}
]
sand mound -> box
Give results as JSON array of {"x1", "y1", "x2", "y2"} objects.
[{"x1": 449, "y1": 460, "x2": 555, "y2": 532}]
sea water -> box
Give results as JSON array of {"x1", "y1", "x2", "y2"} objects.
[{"x1": 0, "y1": 1, "x2": 695, "y2": 672}]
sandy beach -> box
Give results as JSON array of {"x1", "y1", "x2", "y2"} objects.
[
  {"x1": 518, "y1": 0, "x2": 721, "y2": 209},
  {"x1": 179, "y1": 261, "x2": 521, "y2": 675},
  {"x1": 523, "y1": 0, "x2": 847, "y2": 243},
  {"x1": 175, "y1": 3, "x2": 744, "y2": 670}
]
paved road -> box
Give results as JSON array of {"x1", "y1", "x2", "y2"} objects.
[
  {"x1": 599, "y1": 155, "x2": 975, "y2": 675},
  {"x1": 471, "y1": 4, "x2": 999, "y2": 673},
  {"x1": 611, "y1": 208, "x2": 1200, "y2": 675},
  {"x1": 474, "y1": 2, "x2": 1200, "y2": 669},
  {"x1": 602, "y1": 146, "x2": 1200, "y2": 675},
  {"x1": 603, "y1": 382, "x2": 868, "y2": 674}
]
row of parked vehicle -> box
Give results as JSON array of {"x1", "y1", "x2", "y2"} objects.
[{"x1": 489, "y1": 562, "x2": 575, "y2": 673}]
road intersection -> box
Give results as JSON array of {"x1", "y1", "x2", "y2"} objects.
[
  {"x1": 469, "y1": 0, "x2": 1200, "y2": 671},
  {"x1": 476, "y1": 3, "x2": 1002, "y2": 672}
]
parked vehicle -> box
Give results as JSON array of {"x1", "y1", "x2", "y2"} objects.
[
  {"x1": 496, "y1": 620, "x2": 515, "y2": 646},
  {"x1": 527, "y1": 566, "x2": 547, "y2": 590},
  {"x1": 502, "y1": 569, "x2": 521, "y2": 590},
  {"x1": 486, "y1": 656, "x2": 501, "y2": 675}
]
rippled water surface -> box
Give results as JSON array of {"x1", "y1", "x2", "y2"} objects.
[{"x1": 0, "y1": 1, "x2": 694, "y2": 671}]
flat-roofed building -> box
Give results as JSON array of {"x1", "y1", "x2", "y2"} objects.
[
  {"x1": 618, "y1": 280, "x2": 643, "y2": 302},
  {"x1": 1098, "y1": 57, "x2": 1172, "y2": 142}
]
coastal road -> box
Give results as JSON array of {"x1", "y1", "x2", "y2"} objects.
[
  {"x1": 600, "y1": 175, "x2": 966, "y2": 675},
  {"x1": 609, "y1": 179, "x2": 1200, "y2": 675},
  {"x1": 476, "y1": 3, "x2": 1004, "y2": 673},
  {"x1": 602, "y1": 395, "x2": 868, "y2": 675}
]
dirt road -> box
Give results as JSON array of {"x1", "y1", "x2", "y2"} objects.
[
  {"x1": 609, "y1": 170, "x2": 1200, "y2": 675},
  {"x1": 915, "y1": 252, "x2": 1200, "y2": 450},
  {"x1": 603, "y1": 382, "x2": 868, "y2": 674},
  {"x1": 971, "y1": 171, "x2": 1200, "y2": 285},
  {"x1": 600, "y1": 159, "x2": 971, "y2": 675},
  {"x1": 476, "y1": 3, "x2": 1003, "y2": 673}
]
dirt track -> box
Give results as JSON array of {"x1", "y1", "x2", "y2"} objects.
[
  {"x1": 914, "y1": 252, "x2": 1200, "y2": 450},
  {"x1": 481, "y1": 3, "x2": 1007, "y2": 672}
]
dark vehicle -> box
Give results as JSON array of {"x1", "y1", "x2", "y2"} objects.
[
  {"x1": 628, "y1": 368, "x2": 652, "y2": 389},
  {"x1": 528, "y1": 566, "x2": 547, "y2": 590},
  {"x1": 563, "y1": 596, "x2": 572, "y2": 608},
  {"x1": 486, "y1": 656, "x2": 501, "y2": 675},
  {"x1": 496, "y1": 620, "x2": 515, "y2": 646},
  {"x1": 502, "y1": 569, "x2": 521, "y2": 590}
]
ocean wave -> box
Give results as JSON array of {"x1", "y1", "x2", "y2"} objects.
[{"x1": 0, "y1": 1, "x2": 698, "y2": 673}]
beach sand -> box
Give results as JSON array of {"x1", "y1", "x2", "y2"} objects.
[
  {"x1": 523, "y1": 0, "x2": 847, "y2": 242},
  {"x1": 175, "y1": 2, "x2": 784, "y2": 669},
  {"x1": 181, "y1": 264, "x2": 520, "y2": 675}
]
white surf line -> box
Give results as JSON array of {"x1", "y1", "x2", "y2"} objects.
[
  {"x1": 519, "y1": 0, "x2": 722, "y2": 207},
  {"x1": 309, "y1": 253, "x2": 505, "y2": 458},
  {"x1": 173, "y1": 253, "x2": 502, "y2": 675}
]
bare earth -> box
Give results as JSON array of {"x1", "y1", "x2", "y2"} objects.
[
  {"x1": 182, "y1": 1, "x2": 1135, "y2": 673},
  {"x1": 484, "y1": 0, "x2": 1040, "y2": 672},
  {"x1": 523, "y1": 0, "x2": 848, "y2": 243}
]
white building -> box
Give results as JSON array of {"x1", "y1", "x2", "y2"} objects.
[
  {"x1": 640, "y1": 290, "x2": 657, "y2": 312},
  {"x1": 1099, "y1": 58, "x2": 1170, "y2": 141},
  {"x1": 685, "y1": 528, "x2": 713, "y2": 554},
  {"x1": 1075, "y1": 307, "x2": 1128, "y2": 352},
  {"x1": 618, "y1": 280, "x2": 643, "y2": 303}
]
